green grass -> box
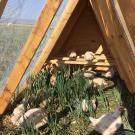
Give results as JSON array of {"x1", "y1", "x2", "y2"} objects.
[
  {"x1": 0, "y1": 24, "x2": 32, "y2": 81},
  {"x1": 0, "y1": 65, "x2": 135, "y2": 135}
]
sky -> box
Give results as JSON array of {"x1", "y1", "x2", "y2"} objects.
[{"x1": 2, "y1": 0, "x2": 46, "y2": 21}]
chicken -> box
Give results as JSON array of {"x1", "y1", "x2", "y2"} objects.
[
  {"x1": 83, "y1": 67, "x2": 96, "y2": 79},
  {"x1": 104, "y1": 68, "x2": 115, "y2": 79},
  {"x1": 84, "y1": 70, "x2": 96, "y2": 79},
  {"x1": 82, "y1": 99, "x2": 89, "y2": 112},
  {"x1": 16, "y1": 108, "x2": 47, "y2": 130},
  {"x1": 11, "y1": 104, "x2": 25, "y2": 125},
  {"x1": 91, "y1": 99, "x2": 97, "y2": 111},
  {"x1": 50, "y1": 74, "x2": 57, "y2": 86},
  {"x1": 92, "y1": 77, "x2": 108, "y2": 88},
  {"x1": 89, "y1": 106, "x2": 124, "y2": 135},
  {"x1": 86, "y1": 67, "x2": 93, "y2": 72},
  {"x1": 69, "y1": 51, "x2": 77, "y2": 59},
  {"x1": 84, "y1": 51, "x2": 95, "y2": 61},
  {"x1": 39, "y1": 100, "x2": 47, "y2": 109}
]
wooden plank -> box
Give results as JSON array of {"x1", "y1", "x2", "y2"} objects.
[
  {"x1": 94, "y1": 67, "x2": 110, "y2": 72},
  {"x1": 0, "y1": 0, "x2": 62, "y2": 115},
  {"x1": 62, "y1": 61, "x2": 113, "y2": 66},
  {"x1": 118, "y1": 0, "x2": 135, "y2": 49},
  {"x1": 90, "y1": 0, "x2": 135, "y2": 92},
  {"x1": 0, "y1": 0, "x2": 7, "y2": 17},
  {"x1": 95, "y1": 45, "x2": 103, "y2": 55},
  {"x1": 60, "y1": 55, "x2": 113, "y2": 63},
  {"x1": 109, "y1": 1, "x2": 135, "y2": 91},
  {"x1": 113, "y1": 0, "x2": 135, "y2": 56},
  {"x1": 49, "y1": 59, "x2": 114, "y2": 66},
  {"x1": 31, "y1": 0, "x2": 84, "y2": 75}
]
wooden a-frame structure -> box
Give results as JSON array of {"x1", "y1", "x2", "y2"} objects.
[{"x1": 1, "y1": 0, "x2": 135, "y2": 115}]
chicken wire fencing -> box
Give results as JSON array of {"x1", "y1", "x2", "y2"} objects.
[
  {"x1": 0, "y1": 0, "x2": 68, "y2": 95},
  {"x1": 0, "y1": 0, "x2": 46, "y2": 95},
  {"x1": 17, "y1": 0, "x2": 68, "y2": 93}
]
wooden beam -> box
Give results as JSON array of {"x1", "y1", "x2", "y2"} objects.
[
  {"x1": 0, "y1": 0, "x2": 7, "y2": 17},
  {"x1": 49, "y1": 59, "x2": 114, "y2": 66},
  {"x1": 117, "y1": 0, "x2": 135, "y2": 57},
  {"x1": 113, "y1": 0, "x2": 135, "y2": 57},
  {"x1": 90, "y1": 0, "x2": 131, "y2": 87},
  {"x1": 90, "y1": 0, "x2": 135, "y2": 92},
  {"x1": 0, "y1": 0, "x2": 62, "y2": 115},
  {"x1": 89, "y1": 0, "x2": 126, "y2": 79},
  {"x1": 95, "y1": 45, "x2": 103, "y2": 55},
  {"x1": 94, "y1": 67, "x2": 110, "y2": 72},
  {"x1": 60, "y1": 55, "x2": 113, "y2": 63},
  {"x1": 31, "y1": 0, "x2": 84, "y2": 75}
]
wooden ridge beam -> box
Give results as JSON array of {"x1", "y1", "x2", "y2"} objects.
[
  {"x1": 0, "y1": 0, "x2": 7, "y2": 17},
  {"x1": 0, "y1": 0, "x2": 62, "y2": 115},
  {"x1": 61, "y1": 55, "x2": 112, "y2": 61},
  {"x1": 49, "y1": 58, "x2": 114, "y2": 66},
  {"x1": 113, "y1": 0, "x2": 135, "y2": 57},
  {"x1": 90, "y1": 0, "x2": 135, "y2": 92}
]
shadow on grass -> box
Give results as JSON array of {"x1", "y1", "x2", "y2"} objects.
[
  {"x1": 88, "y1": 130, "x2": 101, "y2": 135},
  {"x1": 114, "y1": 76, "x2": 135, "y2": 131}
]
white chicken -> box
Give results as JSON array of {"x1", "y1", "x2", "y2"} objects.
[
  {"x1": 69, "y1": 51, "x2": 77, "y2": 59},
  {"x1": 84, "y1": 70, "x2": 96, "y2": 79},
  {"x1": 91, "y1": 99, "x2": 97, "y2": 111},
  {"x1": 82, "y1": 99, "x2": 89, "y2": 112},
  {"x1": 11, "y1": 104, "x2": 25, "y2": 125},
  {"x1": 50, "y1": 74, "x2": 57, "y2": 86},
  {"x1": 16, "y1": 108, "x2": 47, "y2": 130},
  {"x1": 89, "y1": 106, "x2": 124, "y2": 135},
  {"x1": 92, "y1": 77, "x2": 108, "y2": 88},
  {"x1": 104, "y1": 68, "x2": 115, "y2": 79},
  {"x1": 84, "y1": 51, "x2": 95, "y2": 61},
  {"x1": 83, "y1": 67, "x2": 96, "y2": 79}
]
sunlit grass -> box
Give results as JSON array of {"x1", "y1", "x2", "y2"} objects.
[{"x1": 0, "y1": 65, "x2": 134, "y2": 135}]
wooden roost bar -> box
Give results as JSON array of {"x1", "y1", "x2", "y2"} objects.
[{"x1": 1, "y1": 0, "x2": 135, "y2": 115}]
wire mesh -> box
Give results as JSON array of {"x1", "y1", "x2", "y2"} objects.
[
  {"x1": 0, "y1": 0, "x2": 46, "y2": 94},
  {"x1": 18, "y1": 0, "x2": 68, "y2": 92}
]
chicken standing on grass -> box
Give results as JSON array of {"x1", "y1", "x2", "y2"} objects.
[
  {"x1": 11, "y1": 104, "x2": 25, "y2": 125},
  {"x1": 89, "y1": 106, "x2": 124, "y2": 135},
  {"x1": 91, "y1": 99, "x2": 97, "y2": 111},
  {"x1": 16, "y1": 108, "x2": 47, "y2": 130},
  {"x1": 82, "y1": 99, "x2": 89, "y2": 112},
  {"x1": 91, "y1": 77, "x2": 108, "y2": 88},
  {"x1": 84, "y1": 70, "x2": 97, "y2": 79},
  {"x1": 103, "y1": 67, "x2": 115, "y2": 79},
  {"x1": 50, "y1": 74, "x2": 57, "y2": 86}
]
